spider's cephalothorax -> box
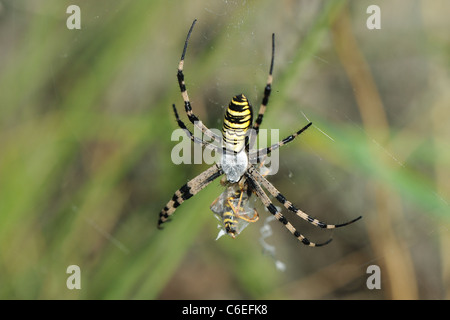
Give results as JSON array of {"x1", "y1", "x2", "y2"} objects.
[{"x1": 157, "y1": 19, "x2": 362, "y2": 246}]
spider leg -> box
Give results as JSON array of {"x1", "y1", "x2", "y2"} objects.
[
  {"x1": 245, "y1": 172, "x2": 332, "y2": 247},
  {"x1": 177, "y1": 19, "x2": 222, "y2": 145},
  {"x1": 172, "y1": 103, "x2": 222, "y2": 153},
  {"x1": 249, "y1": 166, "x2": 362, "y2": 228},
  {"x1": 252, "y1": 33, "x2": 275, "y2": 138},
  {"x1": 158, "y1": 164, "x2": 223, "y2": 228},
  {"x1": 249, "y1": 122, "x2": 312, "y2": 163}
]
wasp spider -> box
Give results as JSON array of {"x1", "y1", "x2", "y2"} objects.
[{"x1": 158, "y1": 19, "x2": 361, "y2": 246}]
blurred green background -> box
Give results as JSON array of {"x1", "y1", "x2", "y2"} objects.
[{"x1": 1, "y1": 0, "x2": 449, "y2": 299}]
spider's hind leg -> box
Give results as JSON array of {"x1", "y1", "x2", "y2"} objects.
[
  {"x1": 158, "y1": 164, "x2": 223, "y2": 229},
  {"x1": 249, "y1": 166, "x2": 362, "y2": 229},
  {"x1": 245, "y1": 172, "x2": 332, "y2": 247}
]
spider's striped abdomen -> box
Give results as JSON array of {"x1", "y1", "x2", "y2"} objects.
[{"x1": 222, "y1": 94, "x2": 253, "y2": 153}]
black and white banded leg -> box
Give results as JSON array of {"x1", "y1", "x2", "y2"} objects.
[
  {"x1": 245, "y1": 172, "x2": 332, "y2": 247},
  {"x1": 158, "y1": 164, "x2": 223, "y2": 228},
  {"x1": 177, "y1": 19, "x2": 222, "y2": 145},
  {"x1": 250, "y1": 122, "x2": 312, "y2": 163},
  {"x1": 248, "y1": 166, "x2": 362, "y2": 229},
  {"x1": 172, "y1": 103, "x2": 222, "y2": 153},
  {"x1": 252, "y1": 33, "x2": 275, "y2": 138}
]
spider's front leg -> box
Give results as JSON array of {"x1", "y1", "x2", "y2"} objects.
[
  {"x1": 176, "y1": 19, "x2": 222, "y2": 145},
  {"x1": 253, "y1": 33, "x2": 275, "y2": 137},
  {"x1": 172, "y1": 103, "x2": 222, "y2": 153}
]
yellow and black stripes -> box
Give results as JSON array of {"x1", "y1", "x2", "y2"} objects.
[
  {"x1": 222, "y1": 189, "x2": 242, "y2": 236},
  {"x1": 212, "y1": 186, "x2": 259, "y2": 238},
  {"x1": 248, "y1": 166, "x2": 362, "y2": 229},
  {"x1": 222, "y1": 94, "x2": 253, "y2": 152},
  {"x1": 158, "y1": 164, "x2": 223, "y2": 228},
  {"x1": 222, "y1": 210, "x2": 238, "y2": 236}
]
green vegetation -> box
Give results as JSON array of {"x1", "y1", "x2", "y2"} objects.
[{"x1": 1, "y1": 0, "x2": 449, "y2": 299}]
